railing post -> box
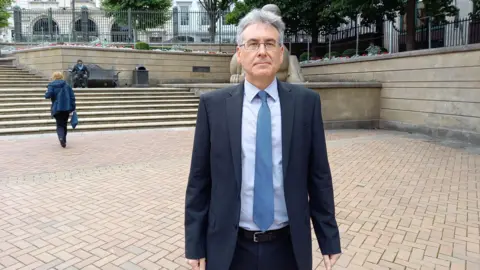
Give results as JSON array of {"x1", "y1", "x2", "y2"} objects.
[
  {"x1": 71, "y1": 0, "x2": 76, "y2": 42},
  {"x1": 48, "y1": 8, "x2": 53, "y2": 41},
  {"x1": 428, "y1": 17, "x2": 431, "y2": 49},
  {"x1": 355, "y1": 15, "x2": 359, "y2": 55},
  {"x1": 81, "y1": 6, "x2": 89, "y2": 42},
  {"x1": 13, "y1": 6, "x2": 23, "y2": 42},
  {"x1": 172, "y1": 7, "x2": 178, "y2": 40},
  {"x1": 389, "y1": 21, "x2": 393, "y2": 53},
  {"x1": 128, "y1": 8, "x2": 132, "y2": 44}
]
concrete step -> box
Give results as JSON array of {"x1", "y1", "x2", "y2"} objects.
[
  {"x1": 0, "y1": 91, "x2": 195, "y2": 97},
  {"x1": 0, "y1": 87, "x2": 192, "y2": 93},
  {"x1": 0, "y1": 76, "x2": 46, "y2": 80},
  {"x1": 0, "y1": 80, "x2": 50, "y2": 84},
  {"x1": 0, "y1": 120, "x2": 196, "y2": 135},
  {"x1": 0, "y1": 114, "x2": 198, "y2": 128},
  {"x1": 0, "y1": 103, "x2": 199, "y2": 114},
  {"x1": 0, "y1": 99, "x2": 199, "y2": 108},
  {"x1": 0, "y1": 95, "x2": 199, "y2": 103},
  {"x1": 0, "y1": 108, "x2": 199, "y2": 120},
  {"x1": 0, "y1": 71, "x2": 35, "y2": 75},
  {"x1": 0, "y1": 85, "x2": 53, "y2": 88}
]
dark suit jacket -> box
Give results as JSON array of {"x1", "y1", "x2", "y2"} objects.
[{"x1": 185, "y1": 80, "x2": 341, "y2": 270}]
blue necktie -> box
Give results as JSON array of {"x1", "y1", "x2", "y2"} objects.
[{"x1": 253, "y1": 91, "x2": 274, "y2": 232}]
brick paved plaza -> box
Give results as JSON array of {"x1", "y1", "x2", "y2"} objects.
[{"x1": 0, "y1": 128, "x2": 479, "y2": 270}]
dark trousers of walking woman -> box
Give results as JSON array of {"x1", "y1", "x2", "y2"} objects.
[{"x1": 55, "y1": 111, "x2": 69, "y2": 147}]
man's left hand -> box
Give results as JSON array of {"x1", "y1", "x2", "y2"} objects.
[{"x1": 323, "y1": 253, "x2": 341, "y2": 270}]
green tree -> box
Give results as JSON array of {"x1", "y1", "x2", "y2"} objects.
[
  {"x1": 198, "y1": 0, "x2": 233, "y2": 42},
  {"x1": 0, "y1": 0, "x2": 13, "y2": 28},
  {"x1": 226, "y1": 0, "x2": 344, "y2": 54},
  {"x1": 331, "y1": 0, "x2": 458, "y2": 51},
  {"x1": 471, "y1": 0, "x2": 480, "y2": 19},
  {"x1": 102, "y1": 0, "x2": 171, "y2": 40}
]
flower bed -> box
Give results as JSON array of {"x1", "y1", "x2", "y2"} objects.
[
  {"x1": 11, "y1": 41, "x2": 230, "y2": 54},
  {"x1": 300, "y1": 51, "x2": 390, "y2": 64}
]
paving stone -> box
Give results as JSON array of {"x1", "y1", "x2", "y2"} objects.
[{"x1": 0, "y1": 128, "x2": 479, "y2": 269}]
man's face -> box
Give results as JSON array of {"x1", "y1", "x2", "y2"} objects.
[
  {"x1": 78, "y1": 61, "x2": 82, "y2": 65},
  {"x1": 237, "y1": 23, "x2": 284, "y2": 80}
]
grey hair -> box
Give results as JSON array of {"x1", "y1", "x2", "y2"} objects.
[{"x1": 236, "y1": 8, "x2": 285, "y2": 45}]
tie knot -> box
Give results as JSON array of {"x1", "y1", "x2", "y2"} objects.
[{"x1": 257, "y1": 91, "x2": 268, "y2": 103}]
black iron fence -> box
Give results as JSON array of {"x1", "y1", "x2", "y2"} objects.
[
  {"x1": 396, "y1": 16, "x2": 480, "y2": 52},
  {"x1": 291, "y1": 16, "x2": 480, "y2": 59},
  {"x1": 8, "y1": 7, "x2": 480, "y2": 58},
  {"x1": 11, "y1": 7, "x2": 237, "y2": 44}
]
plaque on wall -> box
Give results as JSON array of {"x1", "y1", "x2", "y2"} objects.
[{"x1": 192, "y1": 66, "x2": 211, "y2": 72}]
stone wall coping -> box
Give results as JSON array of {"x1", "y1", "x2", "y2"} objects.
[
  {"x1": 12, "y1": 45, "x2": 234, "y2": 57},
  {"x1": 158, "y1": 81, "x2": 382, "y2": 89},
  {"x1": 301, "y1": 43, "x2": 480, "y2": 67}
]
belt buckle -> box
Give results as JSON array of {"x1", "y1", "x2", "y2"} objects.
[{"x1": 253, "y1": 232, "x2": 263, "y2": 242}]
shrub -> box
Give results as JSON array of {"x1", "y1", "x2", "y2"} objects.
[
  {"x1": 299, "y1": 52, "x2": 310, "y2": 62},
  {"x1": 135, "y1": 42, "x2": 150, "y2": 50},
  {"x1": 342, "y1": 48, "x2": 357, "y2": 57},
  {"x1": 324, "y1": 51, "x2": 339, "y2": 58}
]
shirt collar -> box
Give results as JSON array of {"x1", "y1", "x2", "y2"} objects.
[{"x1": 244, "y1": 78, "x2": 279, "y2": 103}]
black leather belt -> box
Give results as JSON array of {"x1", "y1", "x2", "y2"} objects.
[{"x1": 239, "y1": 226, "x2": 290, "y2": 243}]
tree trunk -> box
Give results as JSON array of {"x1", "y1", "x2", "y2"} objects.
[
  {"x1": 406, "y1": 0, "x2": 417, "y2": 51},
  {"x1": 310, "y1": 26, "x2": 319, "y2": 56},
  {"x1": 209, "y1": 11, "x2": 217, "y2": 43},
  {"x1": 375, "y1": 16, "x2": 384, "y2": 47}
]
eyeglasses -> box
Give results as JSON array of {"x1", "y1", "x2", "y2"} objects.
[{"x1": 239, "y1": 42, "x2": 280, "y2": 51}]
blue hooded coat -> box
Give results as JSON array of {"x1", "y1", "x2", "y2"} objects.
[{"x1": 45, "y1": 80, "x2": 76, "y2": 117}]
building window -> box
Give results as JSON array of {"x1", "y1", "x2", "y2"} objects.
[{"x1": 180, "y1": 6, "x2": 189, "y2": 26}]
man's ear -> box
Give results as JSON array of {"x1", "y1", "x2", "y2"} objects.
[{"x1": 236, "y1": 47, "x2": 242, "y2": 65}]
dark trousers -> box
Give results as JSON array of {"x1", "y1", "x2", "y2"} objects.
[
  {"x1": 229, "y1": 228, "x2": 298, "y2": 270},
  {"x1": 54, "y1": 112, "x2": 69, "y2": 142}
]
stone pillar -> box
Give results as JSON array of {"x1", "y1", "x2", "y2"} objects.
[
  {"x1": 13, "y1": 6, "x2": 22, "y2": 42},
  {"x1": 81, "y1": 6, "x2": 89, "y2": 41}
]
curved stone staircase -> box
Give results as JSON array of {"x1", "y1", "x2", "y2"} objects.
[{"x1": 0, "y1": 60, "x2": 199, "y2": 135}]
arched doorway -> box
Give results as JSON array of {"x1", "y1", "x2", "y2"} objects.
[
  {"x1": 74, "y1": 18, "x2": 98, "y2": 41},
  {"x1": 111, "y1": 22, "x2": 129, "y2": 42},
  {"x1": 32, "y1": 17, "x2": 60, "y2": 41}
]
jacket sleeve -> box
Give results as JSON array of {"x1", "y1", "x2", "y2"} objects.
[
  {"x1": 45, "y1": 85, "x2": 54, "y2": 99},
  {"x1": 308, "y1": 93, "x2": 341, "y2": 255},
  {"x1": 184, "y1": 94, "x2": 211, "y2": 259}
]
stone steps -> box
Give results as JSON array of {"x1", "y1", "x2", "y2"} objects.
[
  {"x1": 0, "y1": 120, "x2": 197, "y2": 135},
  {"x1": 0, "y1": 63, "x2": 200, "y2": 135},
  {"x1": 0, "y1": 95, "x2": 199, "y2": 102},
  {"x1": 0, "y1": 99, "x2": 199, "y2": 108},
  {"x1": 0, "y1": 114, "x2": 198, "y2": 128},
  {"x1": 0, "y1": 83, "x2": 200, "y2": 135},
  {"x1": 0, "y1": 108, "x2": 199, "y2": 120}
]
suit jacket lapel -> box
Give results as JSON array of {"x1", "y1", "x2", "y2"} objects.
[
  {"x1": 226, "y1": 84, "x2": 244, "y2": 191},
  {"x1": 278, "y1": 80, "x2": 294, "y2": 177}
]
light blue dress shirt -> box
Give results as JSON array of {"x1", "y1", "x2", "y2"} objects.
[{"x1": 239, "y1": 79, "x2": 289, "y2": 231}]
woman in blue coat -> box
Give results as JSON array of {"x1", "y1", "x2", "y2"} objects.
[{"x1": 45, "y1": 72, "x2": 76, "y2": 148}]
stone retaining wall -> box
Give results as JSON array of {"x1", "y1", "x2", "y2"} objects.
[
  {"x1": 159, "y1": 82, "x2": 382, "y2": 130},
  {"x1": 301, "y1": 44, "x2": 480, "y2": 144},
  {"x1": 13, "y1": 46, "x2": 233, "y2": 86}
]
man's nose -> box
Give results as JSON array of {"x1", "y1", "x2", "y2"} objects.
[{"x1": 257, "y1": 44, "x2": 268, "y2": 55}]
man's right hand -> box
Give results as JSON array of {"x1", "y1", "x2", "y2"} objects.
[{"x1": 187, "y1": 258, "x2": 206, "y2": 270}]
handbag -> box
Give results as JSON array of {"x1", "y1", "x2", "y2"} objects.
[{"x1": 70, "y1": 111, "x2": 79, "y2": 129}]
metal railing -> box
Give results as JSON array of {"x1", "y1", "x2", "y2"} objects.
[
  {"x1": 11, "y1": 7, "x2": 237, "y2": 44},
  {"x1": 295, "y1": 16, "x2": 480, "y2": 60},
  {"x1": 7, "y1": 7, "x2": 480, "y2": 57}
]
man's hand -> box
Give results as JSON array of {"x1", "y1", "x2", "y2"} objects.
[
  {"x1": 187, "y1": 258, "x2": 206, "y2": 270},
  {"x1": 323, "y1": 253, "x2": 341, "y2": 270}
]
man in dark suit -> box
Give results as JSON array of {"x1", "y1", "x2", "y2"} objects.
[{"x1": 184, "y1": 7, "x2": 341, "y2": 270}]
